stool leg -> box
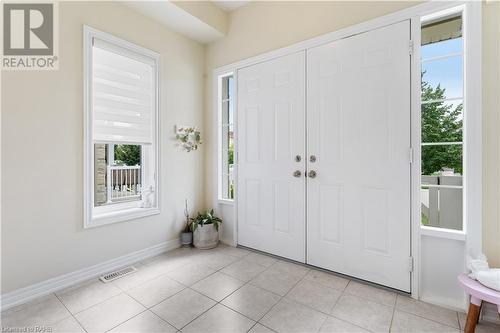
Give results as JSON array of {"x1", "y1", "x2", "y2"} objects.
[{"x1": 464, "y1": 302, "x2": 481, "y2": 333}]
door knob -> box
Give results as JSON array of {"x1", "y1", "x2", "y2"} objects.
[
  {"x1": 293, "y1": 170, "x2": 302, "y2": 178},
  {"x1": 308, "y1": 170, "x2": 317, "y2": 179}
]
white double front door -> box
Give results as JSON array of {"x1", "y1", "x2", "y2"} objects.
[{"x1": 237, "y1": 21, "x2": 411, "y2": 292}]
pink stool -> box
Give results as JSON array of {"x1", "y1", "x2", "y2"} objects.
[{"x1": 458, "y1": 273, "x2": 500, "y2": 333}]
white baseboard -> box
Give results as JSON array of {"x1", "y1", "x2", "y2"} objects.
[
  {"x1": 420, "y1": 294, "x2": 467, "y2": 312},
  {"x1": 0, "y1": 238, "x2": 180, "y2": 311}
]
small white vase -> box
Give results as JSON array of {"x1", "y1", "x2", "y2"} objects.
[{"x1": 193, "y1": 224, "x2": 219, "y2": 249}]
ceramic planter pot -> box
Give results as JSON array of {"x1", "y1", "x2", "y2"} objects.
[
  {"x1": 180, "y1": 232, "x2": 192, "y2": 247},
  {"x1": 193, "y1": 224, "x2": 219, "y2": 249}
]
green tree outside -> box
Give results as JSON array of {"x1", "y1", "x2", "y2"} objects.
[
  {"x1": 421, "y1": 73, "x2": 463, "y2": 175},
  {"x1": 114, "y1": 144, "x2": 141, "y2": 166}
]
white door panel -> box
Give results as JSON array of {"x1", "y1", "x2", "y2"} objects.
[
  {"x1": 237, "y1": 52, "x2": 306, "y2": 262},
  {"x1": 306, "y1": 21, "x2": 411, "y2": 291}
]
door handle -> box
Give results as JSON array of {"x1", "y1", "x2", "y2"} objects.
[
  {"x1": 293, "y1": 170, "x2": 302, "y2": 178},
  {"x1": 308, "y1": 170, "x2": 317, "y2": 179}
]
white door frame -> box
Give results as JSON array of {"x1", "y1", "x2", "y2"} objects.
[{"x1": 212, "y1": 0, "x2": 482, "y2": 301}]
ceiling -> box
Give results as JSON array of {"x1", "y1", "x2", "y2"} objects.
[{"x1": 212, "y1": 1, "x2": 251, "y2": 12}]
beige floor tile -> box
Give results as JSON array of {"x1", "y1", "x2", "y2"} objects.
[
  {"x1": 74, "y1": 293, "x2": 145, "y2": 333},
  {"x1": 150, "y1": 288, "x2": 216, "y2": 329},
  {"x1": 56, "y1": 280, "x2": 122, "y2": 314},
  {"x1": 221, "y1": 284, "x2": 281, "y2": 321},
  {"x1": 165, "y1": 263, "x2": 216, "y2": 286},
  {"x1": 112, "y1": 265, "x2": 163, "y2": 291},
  {"x1": 126, "y1": 275, "x2": 184, "y2": 307},
  {"x1": 221, "y1": 259, "x2": 267, "y2": 282},
  {"x1": 273, "y1": 260, "x2": 310, "y2": 278},
  {"x1": 182, "y1": 304, "x2": 255, "y2": 333},
  {"x1": 50, "y1": 316, "x2": 86, "y2": 333},
  {"x1": 244, "y1": 252, "x2": 278, "y2": 267},
  {"x1": 109, "y1": 310, "x2": 176, "y2": 333},
  {"x1": 250, "y1": 265, "x2": 303, "y2": 296},
  {"x1": 249, "y1": 323, "x2": 277, "y2": 333},
  {"x1": 260, "y1": 298, "x2": 327, "y2": 333},
  {"x1": 344, "y1": 281, "x2": 396, "y2": 306},
  {"x1": 303, "y1": 270, "x2": 350, "y2": 291},
  {"x1": 214, "y1": 245, "x2": 251, "y2": 258},
  {"x1": 196, "y1": 252, "x2": 240, "y2": 270},
  {"x1": 1, "y1": 295, "x2": 70, "y2": 328},
  {"x1": 331, "y1": 294, "x2": 393, "y2": 333},
  {"x1": 286, "y1": 279, "x2": 342, "y2": 314},
  {"x1": 391, "y1": 310, "x2": 458, "y2": 332},
  {"x1": 396, "y1": 295, "x2": 459, "y2": 328},
  {"x1": 319, "y1": 316, "x2": 370, "y2": 333},
  {"x1": 191, "y1": 272, "x2": 246, "y2": 301},
  {"x1": 144, "y1": 253, "x2": 190, "y2": 274}
]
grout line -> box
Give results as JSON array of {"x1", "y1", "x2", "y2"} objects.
[
  {"x1": 103, "y1": 308, "x2": 150, "y2": 333},
  {"x1": 388, "y1": 295, "x2": 397, "y2": 332},
  {"x1": 53, "y1": 292, "x2": 88, "y2": 333}
]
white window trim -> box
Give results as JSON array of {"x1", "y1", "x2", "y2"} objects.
[
  {"x1": 212, "y1": 0, "x2": 481, "y2": 301},
  {"x1": 83, "y1": 25, "x2": 161, "y2": 228},
  {"x1": 217, "y1": 72, "x2": 235, "y2": 204}
]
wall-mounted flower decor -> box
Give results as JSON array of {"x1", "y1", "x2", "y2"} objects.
[{"x1": 175, "y1": 125, "x2": 202, "y2": 152}]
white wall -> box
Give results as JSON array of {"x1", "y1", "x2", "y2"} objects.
[{"x1": 1, "y1": 1, "x2": 205, "y2": 293}]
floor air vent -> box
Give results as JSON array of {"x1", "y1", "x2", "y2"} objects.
[{"x1": 100, "y1": 266, "x2": 137, "y2": 283}]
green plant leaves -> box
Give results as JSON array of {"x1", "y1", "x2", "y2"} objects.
[{"x1": 190, "y1": 209, "x2": 222, "y2": 231}]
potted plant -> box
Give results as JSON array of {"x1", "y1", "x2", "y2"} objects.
[
  {"x1": 191, "y1": 209, "x2": 222, "y2": 249},
  {"x1": 180, "y1": 199, "x2": 192, "y2": 247}
]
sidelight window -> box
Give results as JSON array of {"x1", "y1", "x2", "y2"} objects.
[
  {"x1": 420, "y1": 13, "x2": 464, "y2": 231},
  {"x1": 218, "y1": 74, "x2": 235, "y2": 201}
]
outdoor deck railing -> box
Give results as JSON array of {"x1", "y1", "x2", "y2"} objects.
[{"x1": 107, "y1": 165, "x2": 141, "y2": 202}]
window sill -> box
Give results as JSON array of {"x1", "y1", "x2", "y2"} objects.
[
  {"x1": 85, "y1": 207, "x2": 160, "y2": 229},
  {"x1": 420, "y1": 225, "x2": 466, "y2": 241},
  {"x1": 218, "y1": 199, "x2": 235, "y2": 206}
]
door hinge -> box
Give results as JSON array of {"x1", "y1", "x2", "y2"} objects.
[
  {"x1": 409, "y1": 147, "x2": 414, "y2": 164},
  {"x1": 409, "y1": 40, "x2": 414, "y2": 55},
  {"x1": 408, "y1": 257, "x2": 414, "y2": 272}
]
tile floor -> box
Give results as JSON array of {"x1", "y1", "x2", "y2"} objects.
[{"x1": 2, "y1": 244, "x2": 500, "y2": 333}]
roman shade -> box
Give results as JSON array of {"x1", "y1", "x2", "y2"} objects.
[{"x1": 92, "y1": 37, "x2": 156, "y2": 145}]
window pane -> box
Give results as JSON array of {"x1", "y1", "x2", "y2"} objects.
[
  {"x1": 94, "y1": 143, "x2": 142, "y2": 207},
  {"x1": 421, "y1": 99, "x2": 463, "y2": 143},
  {"x1": 222, "y1": 76, "x2": 229, "y2": 100},
  {"x1": 421, "y1": 56, "x2": 463, "y2": 101},
  {"x1": 219, "y1": 74, "x2": 235, "y2": 201},
  {"x1": 222, "y1": 100, "x2": 233, "y2": 125},
  {"x1": 222, "y1": 173, "x2": 235, "y2": 200},
  {"x1": 421, "y1": 185, "x2": 462, "y2": 231},
  {"x1": 422, "y1": 38, "x2": 462, "y2": 60},
  {"x1": 421, "y1": 144, "x2": 462, "y2": 176}
]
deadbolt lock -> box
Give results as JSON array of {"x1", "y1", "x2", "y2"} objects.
[
  {"x1": 310, "y1": 155, "x2": 317, "y2": 163},
  {"x1": 295, "y1": 155, "x2": 301, "y2": 162}
]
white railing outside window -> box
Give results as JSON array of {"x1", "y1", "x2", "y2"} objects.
[{"x1": 107, "y1": 165, "x2": 142, "y2": 202}]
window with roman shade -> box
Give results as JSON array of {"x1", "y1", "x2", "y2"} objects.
[{"x1": 84, "y1": 26, "x2": 160, "y2": 228}]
